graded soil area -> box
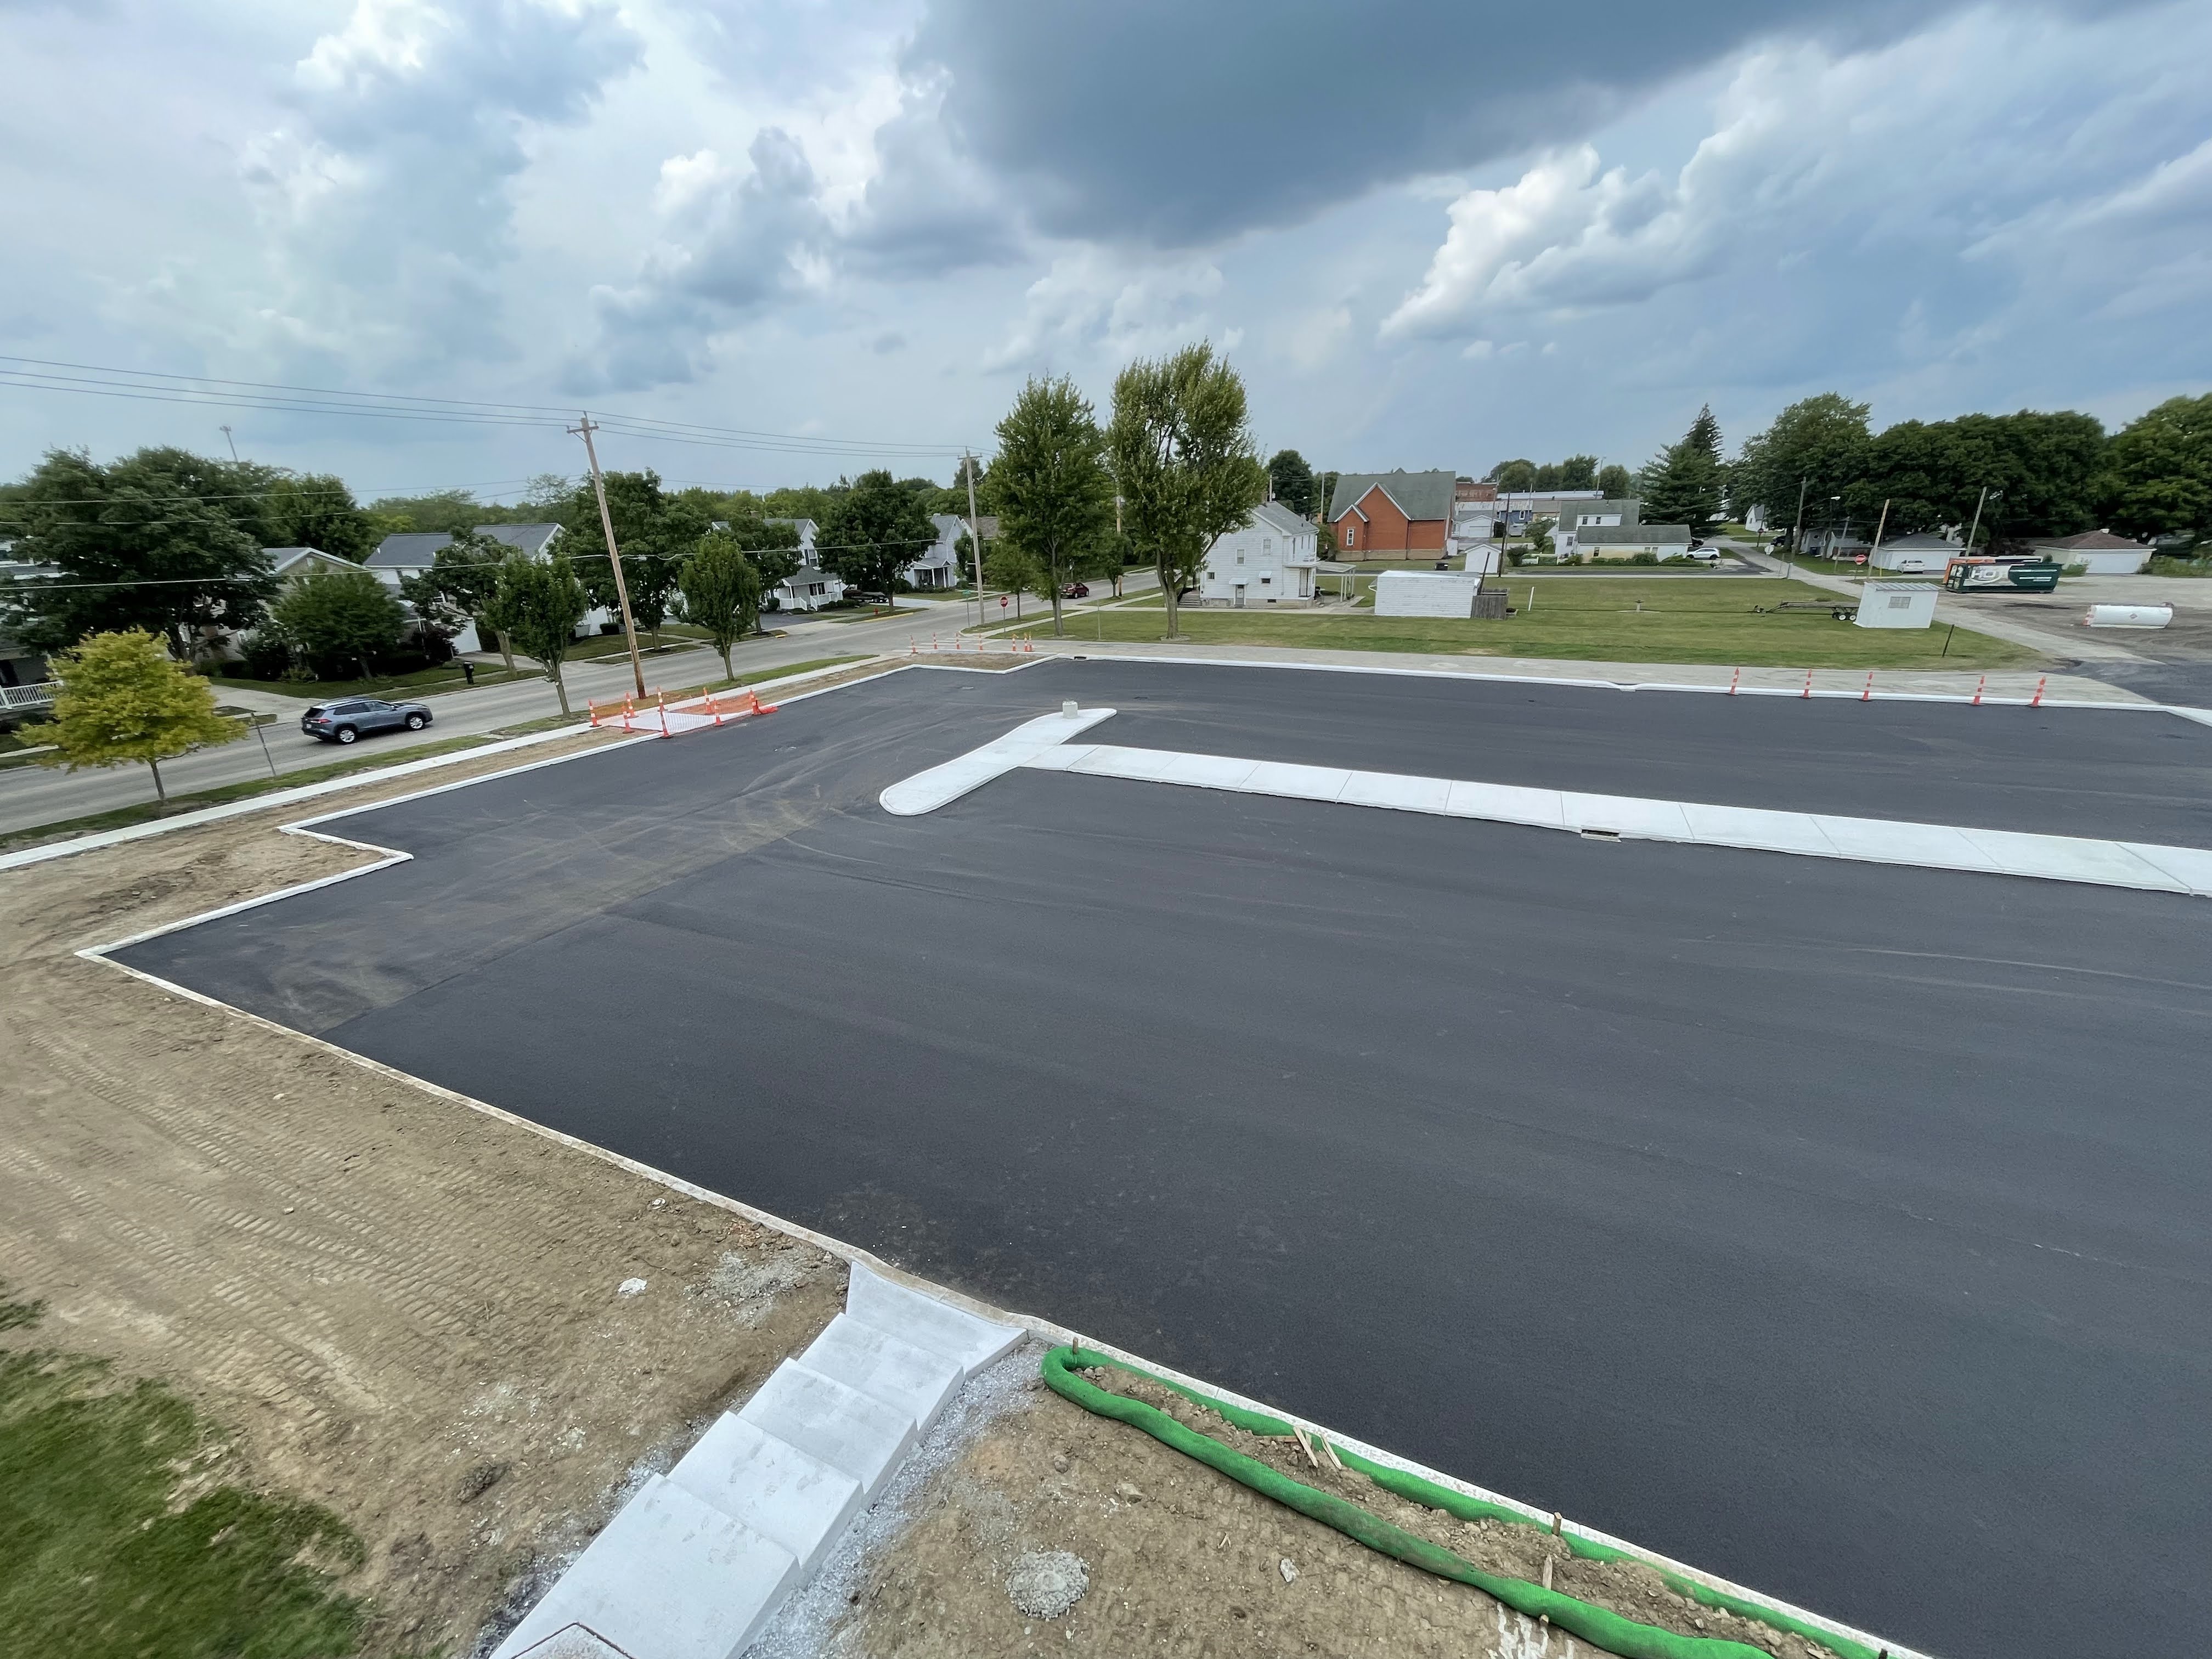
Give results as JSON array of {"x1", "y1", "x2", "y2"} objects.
[
  {"x1": 0, "y1": 730, "x2": 844, "y2": 1657},
  {"x1": 823, "y1": 1357, "x2": 1644, "y2": 1659}
]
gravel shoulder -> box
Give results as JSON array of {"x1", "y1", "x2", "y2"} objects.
[{"x1": 0, "y1": 729, "x2": 845, "y2": 1657}]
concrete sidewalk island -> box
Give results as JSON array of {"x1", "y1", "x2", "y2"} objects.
[{"x1": 101, "y1": 658, "x2": 2212, "y2": 1659}]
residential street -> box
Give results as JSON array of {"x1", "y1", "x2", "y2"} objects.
[{"x1": 0, "y1": 580, "x2": 1164, "y2": 836}]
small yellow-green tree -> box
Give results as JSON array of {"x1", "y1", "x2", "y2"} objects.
[{"x1": 36, "y1": 629, "x2": 242, "y2": 810}]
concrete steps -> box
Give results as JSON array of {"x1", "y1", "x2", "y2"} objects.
[{"x1": 492, "y1": 1265, "x2": 1020, "y2": 1659}]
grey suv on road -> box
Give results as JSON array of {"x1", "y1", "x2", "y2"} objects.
[{"x1": 300, "y1": 697, "x2": 433, "y2": 744}]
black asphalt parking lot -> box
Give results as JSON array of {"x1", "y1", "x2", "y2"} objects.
[{"x1": 121, "y1": 661, "x2": 2212, "y2": 1659}]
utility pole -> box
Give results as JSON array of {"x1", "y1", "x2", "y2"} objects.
[
  {"x1": 1785, "y1": 476, "x2": 1808, "y2": 578},
  {"x1": 963, "y1": 450, "x2": 985, "y2": 634},
  {"x1": 569, "y1": 415, "x2": 647, "y2": 698},
  {"x1": 1867, "y1": 496, "x2": 1892, "y2": 575},
  {"x1": 220, "y1": 425, "x2": 239, "y2": 462},
  {"x1": 1962, "y1": 485, "x2": 1997, "y2": 557}
]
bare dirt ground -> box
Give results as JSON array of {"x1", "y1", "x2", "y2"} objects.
[
  {"x1": 823, "y1": 1359, "x2": 1662, "y2": 1659},
  {"x1": 0, "y1": 729, "x2": 844, "y2": 1657}
]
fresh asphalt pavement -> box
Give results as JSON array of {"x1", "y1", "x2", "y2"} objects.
[
  {"x1": 0, "y1": 603, "x2": 949, "y2": 834},
  {"x1": 116, "y1": 659, "x2": 2212, "y2": 1659}
]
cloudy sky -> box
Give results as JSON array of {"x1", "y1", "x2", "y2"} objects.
[{"x1": 3, "y1": 0, "x2": 2208, "y2": 500}]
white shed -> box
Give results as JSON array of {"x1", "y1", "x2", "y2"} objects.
[
  {"x1": 1854, "y1": 583, "x2": 1938, "y2": 630},
  {"x1": 1373, "y1": 571, "x2": 1481, "y2": 618}
]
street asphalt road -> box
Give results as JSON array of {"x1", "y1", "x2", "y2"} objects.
[
  {"x1": 0, "y1": 605, "x2": 937, "y2": 834},
  {"x1": 118, "y1": 659, "x2": 2212, "y2": 1659}
]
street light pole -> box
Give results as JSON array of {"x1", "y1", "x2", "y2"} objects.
[{"x1": 569, "y1": 415, "x2": 647, "y2": 699}]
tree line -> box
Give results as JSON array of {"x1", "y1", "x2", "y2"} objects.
[{"x1": 1630, "y1": 391, "x2": 2212, "y2": 550}]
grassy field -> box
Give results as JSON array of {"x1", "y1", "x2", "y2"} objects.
[
  {"x1": 0, "y1": 1286, "x2": 371, "y2": 1658},
  {"x1": 1020, "y1": 577, "x2": 2038, "y2": 668}
]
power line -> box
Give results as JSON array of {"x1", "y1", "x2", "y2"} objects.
[{"x1": 0, "y1": 356, "x2": 971, "y2": 458}]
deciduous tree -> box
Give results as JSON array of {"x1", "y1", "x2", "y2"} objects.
[
  {"x1": 988, "y1": 376, "x2": 1115, "y2": 636},
  {"x1": 399, "y1": 528, "x2": 515, "y2": 669},
  {"x1": 4, "y1": 447, "x2": 276, "y2": 657},
  {"x1": 678, "y1": 533, "x2": 763, "y2": 678},
  {"x1": 35, "y1": 629, "x2": 241, "y2": 810},
  {"x1": 820, "y1": 470, "x2": 937, "y2": 599},
  {"x1": 2105, "y1": 393, "x2": 2212, "y2": 545},
  {"x1": 484, "y1": 555, "x2": 588, "y2": 716},
  {"x1": 1266, "y1": 449, "x2": 1318, "y2": 518},
  {"x1": 1107, "y1": 343, "x2": 1266, "y2": 640},
  {"x1": 268, "y1": 567, "x2": 408, "y2": 681}
]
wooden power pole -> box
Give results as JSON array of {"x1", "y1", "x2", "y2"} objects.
[
  {"x1": 963, "y1": 450, "x2": 985, "y2": 633},
  {"x1": 569, "y1": 415, "x2": 647, "y2": 698}
]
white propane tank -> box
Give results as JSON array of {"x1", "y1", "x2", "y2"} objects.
[{"x1": 2084, "y1": 604, "x2": 2174, "y2": 629}]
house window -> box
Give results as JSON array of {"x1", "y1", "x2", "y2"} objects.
[
  {"x1": 809, "y1": 583, "x2": 825, "y2": 596},
  {"x1": 1236, "y1": 550, "x2": 1245, "y2": 564},
  {"x1": 1344, "y1": 526, "x2": 1355, "y2": 548},
  {"x1": 1261, "y1": 575, "x2": 1271, "y2": 585}
]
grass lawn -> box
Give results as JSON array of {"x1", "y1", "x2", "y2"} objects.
[
  {"x1": 0, "y1": 1286, "x2": 371, "y2": 1657},
  {"x1": 561, "y1": 624, "x2": 720, "y2": 662},
  {"x1": 1028, "y1": 577, "x2": 2039, "y2": 669},
  {"x1": 212, "y1": 662, "x2": 531, "y2": 700}
]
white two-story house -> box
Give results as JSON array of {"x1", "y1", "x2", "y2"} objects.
[{"x1": 1195, "y1": 501, "x2": 1321, "y2": 606}]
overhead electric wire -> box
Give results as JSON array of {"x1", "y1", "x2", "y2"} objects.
[{"x1": 0, "y1": 355, "x2": 972, "y2": 459}]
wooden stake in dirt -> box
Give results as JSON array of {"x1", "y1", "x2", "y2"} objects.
[
  {"x1": 1320, "y1": 1436, "x2": 1344, "y2": 1472},
  {"x1": 1542, "y1": 1556, "x2": 1554, "y2": 1591},
  {"x1": 1551, "y1": 1510, "x2": 1562, "y2": 1536},
  {"x1": 1291, "y1": 1423, "x2": 1320, "y2": 1468}
]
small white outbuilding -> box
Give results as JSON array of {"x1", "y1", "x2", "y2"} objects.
[
  {"x1": 1854, "y1": 582, "x2": 1938, "y2": 629},
  {"x1": 1373, "y1": 571, "x2": 1482, "y2": 618}
]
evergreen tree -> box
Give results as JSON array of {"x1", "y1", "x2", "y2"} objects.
[{"x1": 1640, "y1": 405, "x2": 1726, "y2": 535}]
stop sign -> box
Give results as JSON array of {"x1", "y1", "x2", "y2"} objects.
[{"x1": 1000, "y1": 595, "x2": 1009, "y2": 608}]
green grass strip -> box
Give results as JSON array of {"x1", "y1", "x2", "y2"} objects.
[
  {"x1": 1043, "y1": 1346, "x2": 1874, "y2": 1659},
  {"x1": 0, "y1": 1286, "x2": 369, "y2": 1657}
]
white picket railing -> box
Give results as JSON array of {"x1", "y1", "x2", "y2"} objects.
[{"x1": 0, "y1": 682, "x2": 55, "y2": 710}]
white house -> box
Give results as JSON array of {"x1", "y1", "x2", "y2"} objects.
[
  {"x1": 2028, "y1": 531, "x2": 2153, "y2": 575},
  {"x1": 905, "y1": 516, "x2": 970, "y2": 590},
  {"x1": 1550, "y1": 498, "x2": 1641, "y2": 561},
  {"x1": 764, "y1": 518, "x2": 819, "y2": 558},
  {"x1": 1195, "y1": 500, "x2": 1320, "y2": 606},
  {"x1": 769, "y1": 565, "x2": 847, "y2": 612},
  {"x1": 266, "y1": 546, "x2": 359, "y2": 584},
  {"x1": 364, "y1": 523, "x2": 605, "y2": 653},
  {"x1": 1577, "y1": 523, "x2": 1693, "y2": 561},
  {"x1": 1869, "y1": 532, "x2": 1961, "y2": 574}
]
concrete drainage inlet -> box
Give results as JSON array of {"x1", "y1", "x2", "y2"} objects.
[{"x1": 1006, "y1": 1550, "x2": 1090, "y2": 1620}]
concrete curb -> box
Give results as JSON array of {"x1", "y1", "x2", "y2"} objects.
[{"x1": 0, "y1": 655, "x2": 903, "y2": 876}]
